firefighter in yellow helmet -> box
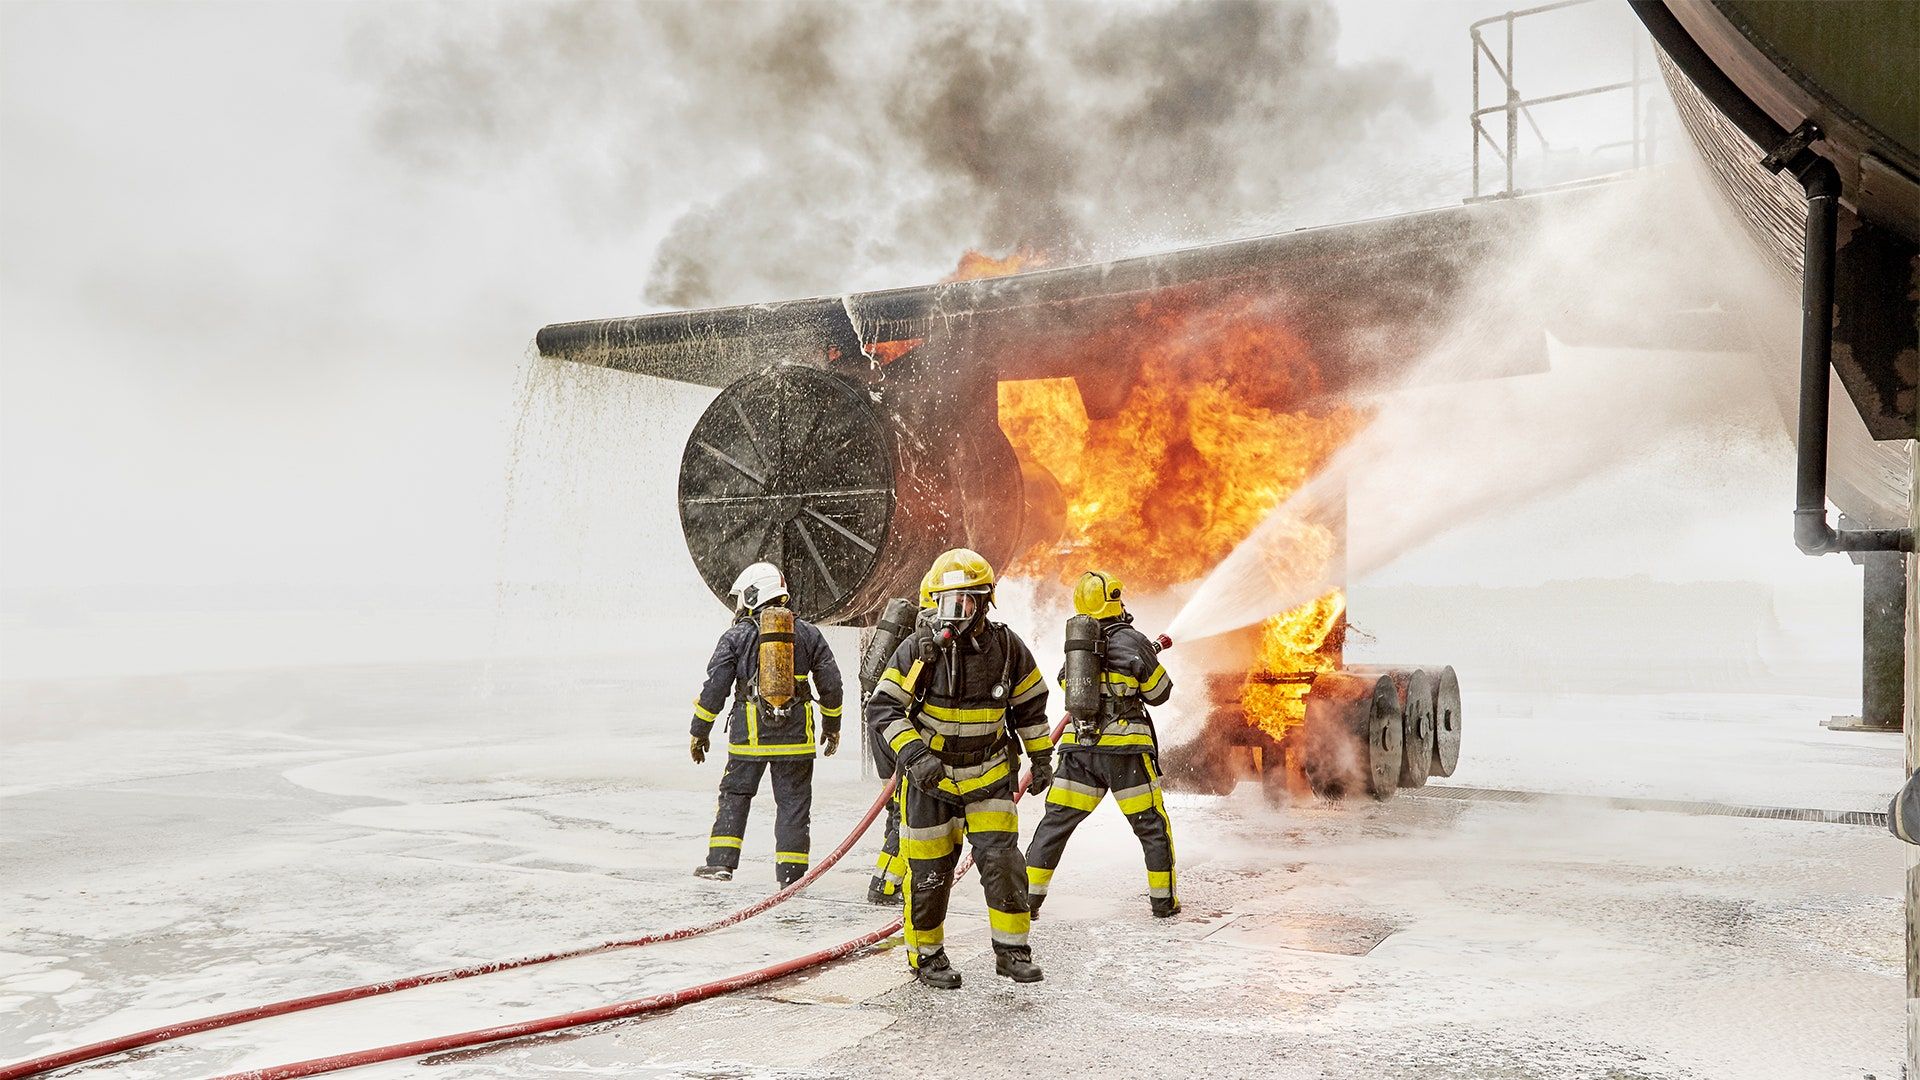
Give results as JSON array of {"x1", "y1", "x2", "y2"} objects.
[
  {"x1": 864, "y1": 569, "x2": 940, "y2": 905},
  {"x1": 690, "y1": 562, "x2": 844, "y2": 886},
  {"x1": 1025, "y1": 570, "x2": 1178, "y2": 918},
  {"x1": 865, "y1": 548, "x2": 1053, "y2": 988}
]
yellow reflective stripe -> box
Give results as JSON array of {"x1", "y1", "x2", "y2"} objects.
[
  {"x1": 890, "y1": 728, "x2": 925, "y2": 754},
  {"x1": 1022, "y1": 733, "x2": 1053, "y2": 752},
  {"x1": 692, "y1": 699, "x2": 718, "y2": 722},
  {"x1": 1046, "y1": 786, "x2": 1101, "y2": 812},
  {"x1": 921, "y1": 701, "x2": 1006, "y2": 724},
  {"x1": 966, "y1": 810, "x2": 1019, "y2": 833},
  {"x1": 901, "y1": 833, "x2": 956, "y2": 860},
  {"x1": 1012, "y1": 667, "x2": 1047, "y2": 703},
  {"x1": 1147, "y1": 870, "x2": 1172, "y2": 889},
  {"x1": 953, "y1": 760, "x2": 1010, "y2": 793},
  {"x1": 709, "y1": 835, "x2": 742, "y2": 848},
  {"x1": 818, "y1": 703, "x2": 843, "y2": 717},
  {"x1": 1027, "y1": 865, "x2": 1054, "y2": 887},
  {"x1": 746, "y1": 700, "x2": 759, "y2": 745},
  {"x1": 1140, "y1": 665, "x2": 1167, "y2": 693},
  {"x1": 776, "y1": 851, "x2": 810, "y2": 864},
  {"x1": 728, "y1": 742, "x2": 816, "y2": 757},
  {"x1": 987, "y1": 906, "x2": 1030, "y2": 943},
  {"x1": 795, "y1": 672, "x2": 810, "y2": 680},
  {"x1": 1116, "y1": 789, "x2": 1157, "y2": 814},
  {"x1": 928, "y1": 732, "x2": 946, "y2": 751},
  {"x1": 881, "y1": 666, "x2": 911, "y2": 686},
  {"x1": 1103, "y1": 671, "x2": 1140, "y2": 687},
  {"x1": 1094, "y1": 732, "x2": 1157, "y2": 748}
]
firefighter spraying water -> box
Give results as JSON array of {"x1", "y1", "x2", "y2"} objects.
[{"x1": 1026, "y1": 571, "x2": 1180, "y2": 918}]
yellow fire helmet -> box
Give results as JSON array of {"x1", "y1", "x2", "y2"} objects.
[
  {"x1": 1074, "y1": 570, "x2": 1125, "y2": 619},
  {"x1": 926, "y1": 547, "x2": 996, "y2": 601},
  {"x1": 919, "y1": 567, "x2": 939, "y2": 610}
]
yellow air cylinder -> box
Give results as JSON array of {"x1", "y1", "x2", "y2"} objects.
[{"x1": 757, "y1": 606, "x2": 796, "y2": 708}]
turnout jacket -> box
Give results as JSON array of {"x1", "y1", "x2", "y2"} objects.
[
  {"x1": 864, "y1": 622, "x2": 1050, "y2": 799},
  {"x1": 692, "y1": 615, "x2": 844, "y2": 758},
  {"x1": 1057, "y1": 616, "x2": 1171, "y2": 754}
]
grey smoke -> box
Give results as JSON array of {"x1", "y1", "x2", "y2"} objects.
[{"x1": 363, "y1": 0, "x2": 1439, "y2": 309}]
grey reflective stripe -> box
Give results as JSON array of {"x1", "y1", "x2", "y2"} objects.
[
  {"x1": 1111, "y1": 782, "x2": 1154, "y2": 804},
  {"x1": 1148, "y1": 882, "x2": 1175, "y2": 899},
  {"x1": 882, "y1": 716, "x2": 919, "y2": 744},
  {"x1": 902, "y1": 821, "x2": 958, "y2": 842},
  {"x1": 871, "y1": 680, "x2": 912, "y2": 704},
  {"x1": 1142, "y1": 680, "x2": 1172, "y2": 706},
  {"x1": 989, "y1": 926, "x2": 1029, "y2": 947},
  {"x1": 968, "y1": 797, "x2": 1017, "y2": 818},
  {"x1": 1053, "y1": 777, "x2": 1103, "y2": 801},
  {"x1": 1014, "y1": 720, "x2": 1050, "y2": 743}
]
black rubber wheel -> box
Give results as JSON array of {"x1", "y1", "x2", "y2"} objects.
[{"x1": 678, "y1": 365, "x2": 894, "y2": 621}]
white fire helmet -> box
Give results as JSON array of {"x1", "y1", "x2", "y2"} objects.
[{"x1": 729, "y1": 562, "x2": 789, "y2": 613}]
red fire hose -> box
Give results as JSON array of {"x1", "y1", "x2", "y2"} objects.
[
  {"x1": 207, "y1": 731, "x2": 1061, "y2": 1080},
  {"x1": 2, "y1": 774, "x2": 901, "y2": 1080}
]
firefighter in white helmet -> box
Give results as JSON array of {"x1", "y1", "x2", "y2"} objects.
[
  {"x1": 1024, "y1": 570, "x2": 1178, "y2": 918},
  {"x1": 865, "y1": 548, "x2": 1052, "y2": 988},
  {"x1": 691, "y1": 562, "x2": 844, "y2": 886}
]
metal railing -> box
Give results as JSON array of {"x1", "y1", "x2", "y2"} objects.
[{"x1": 1470, "y1": 0, "x2": 1663, "y2": 200}]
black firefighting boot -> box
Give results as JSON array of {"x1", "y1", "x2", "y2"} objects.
[
  {"x1": 1151, "y1": 896, "x2": 1181, "y2": 919},
  {"x1": 692, "y1": 865, "x2": 733, "y2": 881},
  {"x1": 775, "y1": 863, "x2": 806, "y2": 889},
  {"x1": 1027, "y1": 893, "x2": 1045, "y2": 921},
  {"x1": 867, "y1": 878, "x2": 901, "y2": 906},
  {"x1": 914, "y1": 951, "x2": 962, "y2": 990},
  {"x1": 994, "y1": 947, "x2": 1044, "y2": 983}
]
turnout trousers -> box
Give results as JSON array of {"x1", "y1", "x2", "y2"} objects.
[
  {"x1": 871, "y1": 784, "x2": 906, "y2": 894},
  {"x1": 1025, "y1": 751, "x2": 1176, "y2": 905},
  {"x1": 899, "y1": 771, "x2": 1032, "y2": 968},
  {"x1": 707, "y1": 755, "x2": 813, "y2": 882}
]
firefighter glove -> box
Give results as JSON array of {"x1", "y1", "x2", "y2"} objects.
[
  {"x1": 823, "y1": 729, "x2": 840, "y2": 757},
  {"x1": 905, "y1": 748, "x2": 946, "y2": 791},
  {"x1": 1026, "y1": 752, "x2": 1054, "y2": 794},
  {"x1": 689, "y1": 734, "x2": 709, "y2": 764}
]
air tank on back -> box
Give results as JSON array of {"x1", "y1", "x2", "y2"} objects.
[
  {"x1": 858, "y1": 597, "x2": 920, "y2": 697},
  {"x1": 756, "y1": 605, "x2": 796, "y2": 710},
  {"x1": 1061, "y1": 614, "x2": 1103, "y2": 722}
]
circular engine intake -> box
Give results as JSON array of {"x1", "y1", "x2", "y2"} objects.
[{"x1": 677, "y1": 363, "x2": 1033, "y2": 623}]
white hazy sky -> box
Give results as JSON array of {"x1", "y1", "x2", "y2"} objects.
[{"x1": 0, "y1": 0, "x2": 1857, "y2": 622}]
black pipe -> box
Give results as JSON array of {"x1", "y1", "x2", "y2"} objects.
[
  {"x1": 1783, "y1": 149, "x2": 1914, "y2": 554},
  {"x1": 1630, "y1": 2, "x2": 1913, "y2": 556}
]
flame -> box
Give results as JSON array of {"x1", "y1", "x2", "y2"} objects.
[
  {"x1": 997, "y1": 291, "x2": 1363, "y2": 590},
  {"x1": 947, "y1": 247, "x2": 1045, "y2": 282},
  {"x1": 1243, "y1": 590, "x2": 1346, "y2": 741},
  {"x1": 962, "y1": 247, "x2": 1362, "y2": 750}
]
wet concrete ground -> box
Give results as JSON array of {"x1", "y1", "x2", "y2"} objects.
[{"x1": 2, "y1": 658, "x2": 1903, "y2": 1079}]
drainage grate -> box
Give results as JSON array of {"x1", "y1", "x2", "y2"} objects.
[{"x1": 1408, "y1": 784, "x2": 1888, "y2": 828}]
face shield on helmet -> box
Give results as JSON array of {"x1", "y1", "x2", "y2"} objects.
[{"x1": 933, "y1": 586, "x2": 990, "y2": 630}]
